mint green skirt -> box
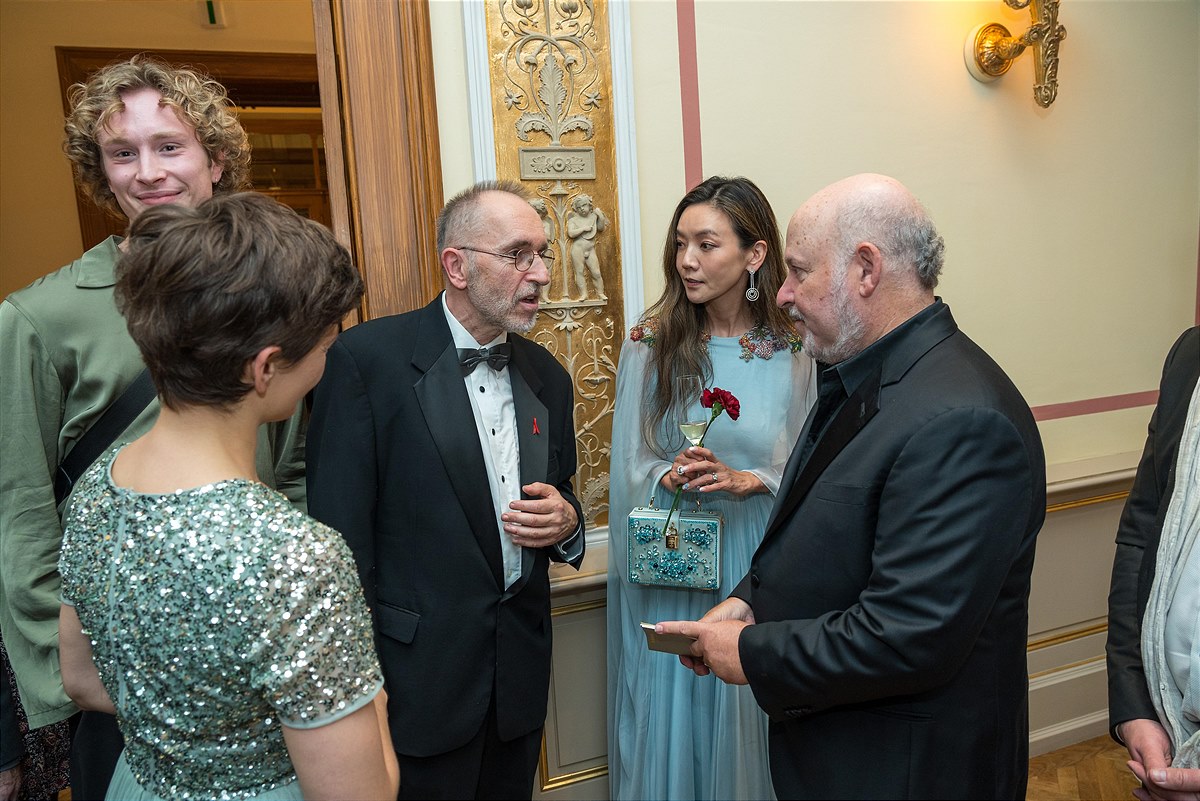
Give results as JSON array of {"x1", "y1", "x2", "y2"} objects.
[{"x1": 106, "y1": 751, "x2": 304, "y2": 801}]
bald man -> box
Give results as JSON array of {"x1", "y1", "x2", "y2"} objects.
[{"x1": 660, "y1": 174, "x2": 1046, "y2": 799}]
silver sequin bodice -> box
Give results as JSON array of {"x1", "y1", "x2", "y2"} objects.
[{"x1": 60, "y1": 448, "x2": 382, "y2": 799}]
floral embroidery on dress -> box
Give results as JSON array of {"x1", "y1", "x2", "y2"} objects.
[
  {"x1": 737, "y1": 324, "x2": 803, "y2": 361},
  {"x1": 630, "y1": 318, "x2": 800, "y2": 361},
  {"x1": 628, "y1": 317, "x2": 657, "y2": 346},
  {"x1": 631, "y1": 317, "x2": 708, "y2": 347}
]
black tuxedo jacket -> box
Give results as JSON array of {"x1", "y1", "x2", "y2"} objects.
[
  {"x1": 306, "y1": 297, "x2": 583, "y2": 757},
  {"x1": 733, "y1": 301, "x2": 1046, "y2": 800},
  {"x1": 1106, "y1": 326, "x2": 1200, "y2": 736}
]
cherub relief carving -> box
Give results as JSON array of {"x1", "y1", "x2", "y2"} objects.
[{"x1": 565, "y1": 194, "x2": 608, "y2": 301}]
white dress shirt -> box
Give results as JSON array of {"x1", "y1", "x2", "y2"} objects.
[{"x1": 442, "y1": 296, "x2": 525, "y2": 588}]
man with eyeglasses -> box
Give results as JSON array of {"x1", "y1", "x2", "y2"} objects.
[{"x1": 306, "y1": 180, "x2": 584, "y2": 799}]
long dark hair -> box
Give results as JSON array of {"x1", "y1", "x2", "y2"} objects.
[{"x1": 639, "y1": 176, "x2": 792, "y2": 456}]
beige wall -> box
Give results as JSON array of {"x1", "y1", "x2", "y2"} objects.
[
  {"x1": 0, "y1": 0, "x2": 316, "y2": 297},
  {"x1": 433, "y1": 0, "x2": 1200, "y2": 473},
  {"x1": 690, "y1": 0, "x2": 1196, "y2": 471}
]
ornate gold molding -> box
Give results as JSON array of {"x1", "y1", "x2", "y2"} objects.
[
  {"x1": 538, "y1": 758, "x2": 608, "y2": 792},
  {"x1": 1046, "y1": 491, "x2": 1129, "y2": 515},
  {"x1": 484, "y1": 0, "x2": 623, "y2": 530},
  {"x1": 1028, "y1": 654, "x2": 1104, "y2": 681},
  {"x1": 541, "y1": 595, "x2": 609, "y2": 791},
  {"x1": 550, "y1": 597, "x2": 607, "y2": 617},
  {"x1": 1027, "y1": 622, "x2": 1108, "y2": 652}
]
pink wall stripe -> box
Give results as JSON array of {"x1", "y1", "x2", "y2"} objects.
[
  {"x1": 676, "y1": 0, "x2": 703, "y2": 190},
  {"x1": 1031, "y1": 390, "x2": 1160, "y2": 422},
  {"x1": 668, "y1": 0, "x2": 1197, "y2": 421}
]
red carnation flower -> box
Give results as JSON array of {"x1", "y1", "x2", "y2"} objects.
[
  {"x1": 701, "y1": 387, "x2": 740, "y2": 421},
  {"x1": 659, "y1": 386, "x2": 742, "y2": 540}
]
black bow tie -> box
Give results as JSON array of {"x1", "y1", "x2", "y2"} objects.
[{"x1": 459, "y1": 343, "x2": 512, "y2": 375}]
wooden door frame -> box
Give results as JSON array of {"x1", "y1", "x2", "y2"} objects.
[{"x1": 312, "y1": 0, "x2": 445, "y2": 323}]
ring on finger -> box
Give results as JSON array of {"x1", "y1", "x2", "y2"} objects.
[
  {"x1": 711, "y1": 472, "x2": 718, "y2": 482},
  {"x1": 677, "y1": 465, "x2": 685, "y2": 475}
]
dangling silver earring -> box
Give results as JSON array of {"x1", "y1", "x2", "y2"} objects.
[{"x1": 745, "y1": 270, "x2": 759, "y2": 302}]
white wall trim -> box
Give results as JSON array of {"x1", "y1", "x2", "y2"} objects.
[
  {"x1": 610, "y1": 0, "x2": 645, "y2": 332},
  {"x1": 462, "y1": 0, "x2": 497, "y2": 182},
  {"x1": 1027, "y1": 655, "x2": 1106, "y2": 691},
  {"x1": 1029, "y1": 710, "x2": 1111, "y2": 757},
  {"x1": 1027, "y1": 657, "x2": 1109, "y2": 756}
]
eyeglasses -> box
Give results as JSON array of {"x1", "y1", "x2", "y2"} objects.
[{"x1": 457, "y1": 246, "x2": 555, "y2": 273}]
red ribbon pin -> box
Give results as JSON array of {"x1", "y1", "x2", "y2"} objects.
[{"x1": 532, "y1": 417, "x2": 540, "y2": 435}]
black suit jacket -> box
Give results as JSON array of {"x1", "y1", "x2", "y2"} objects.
[
  {"x1": 1106, "y1": 326, "x2": 1200, "y2": 737},
  {"x1": 734, "y1": 301, "x2": 1046, "y2": 800},
  {"x1": 306, "y1": 297, "x2": 583, "y2": 757}
]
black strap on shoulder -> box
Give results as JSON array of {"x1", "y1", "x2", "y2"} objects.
[{"x1": 54, "y1": 368, "x2": 156, "y2": 506}]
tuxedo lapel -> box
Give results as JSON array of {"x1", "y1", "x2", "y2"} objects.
[
  {"x1": 412, "y1": 305, "x2": 505, "y2": 589},
  {"x1": 505, "y1": 340, "x2": 549, "y2": 597},
  {"x1": 762, "y1": 363, "x2": 881, "y2": 544}
]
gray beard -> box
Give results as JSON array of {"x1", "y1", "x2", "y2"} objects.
[
  {"x1": 465, "y1": 265, "x2": 538, "y2": 334},
  {"x1": 792, "y1": 282, "x2": 865, "y2": 364}
]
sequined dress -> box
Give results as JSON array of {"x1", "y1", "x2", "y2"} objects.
[
  {"x1": 607, "y1": 321, "x2": 817, "y2": 801},
  {"x1": 59, "y1": 448, "x2": 383, "y2": 800}
]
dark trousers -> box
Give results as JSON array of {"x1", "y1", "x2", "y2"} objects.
[
  {"x1": 396, "y1": 695, "x2": 543, "y2": 800},
  {"x1": 68, "y1": 711, "x2": 123, "y2": 801}
]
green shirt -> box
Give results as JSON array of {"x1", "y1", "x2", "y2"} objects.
[{"x1": 0, "y1": 237, "x2": 307, "y2": 728}]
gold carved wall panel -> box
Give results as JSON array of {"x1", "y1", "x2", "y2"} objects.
[{"x1": 483, "y1": 0, "x2": 622, "y2": 530}]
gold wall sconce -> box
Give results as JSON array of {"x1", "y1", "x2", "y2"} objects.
[{"x1": 964, "y1": 0, "x2": 1066, "y2": 107}]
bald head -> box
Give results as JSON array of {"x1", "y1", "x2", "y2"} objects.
[
  {"x1": 779, "y1": 174, "x2": 944, "y2": 362},
  {"x1": 793, "y1": 173, "x2": 944, "y2": 292}
]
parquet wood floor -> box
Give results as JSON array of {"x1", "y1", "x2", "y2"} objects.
[
  {"x1": 55, "y1": 734, "x2": 1141, "y2": 801},
  {"x1": 1028, "y1": 734, "x2": 1142, "y2": 801}
]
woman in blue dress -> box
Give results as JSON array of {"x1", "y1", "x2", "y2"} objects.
[
  {"x1": 57, "y1": 194, "x2": 398, "y2": 800},
  {"x1": 607, "y1": 176, "x2": 817, "y2": 800}
]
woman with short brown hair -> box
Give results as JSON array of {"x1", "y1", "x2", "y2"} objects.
[{"x1": 57, "y1": 193, "x2": 397, "y2": 801}]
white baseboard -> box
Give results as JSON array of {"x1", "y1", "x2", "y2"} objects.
[
  {"x1": 1027, "y1": 657, "x2": 1110, "y2": 756},
  {"x1": 1029, "y1": 709, "x2": 1112, "y2": 757}
]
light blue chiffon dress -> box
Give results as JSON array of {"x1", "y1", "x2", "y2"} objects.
[{"x1": 607, "y1": 320, "x2": 816, "y2": 801}]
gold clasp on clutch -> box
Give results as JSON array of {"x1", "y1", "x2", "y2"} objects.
[{"x1": 665, "y1": 523, "x2": 679, "y2": 550}]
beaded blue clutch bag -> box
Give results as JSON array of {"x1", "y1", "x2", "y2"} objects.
[{"x1": 627, "y1": 495, "x2": 722, "y2": 591}]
